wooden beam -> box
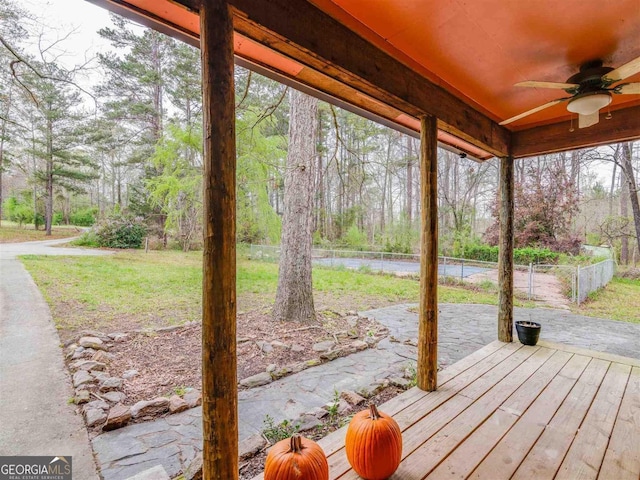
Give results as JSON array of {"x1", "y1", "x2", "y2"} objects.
[
  {"x1": 512, "y1": 104, "x2": 640, "y2": 158},
  {"x1": 163, "y1": 0, "x2": 509, "y2": 157},
  {"x1": 498, "y1": 155, "x2": 514, "y2": 343},
  {"x1": 418, "y1": 114, "x2": 438, "y2": 391},
  {"x1": 200, "y1": 1, "x2": 238, "y2": 479}
]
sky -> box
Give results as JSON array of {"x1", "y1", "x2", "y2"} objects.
[{"x1": 22, "y1": 0, "x2": 115, "y2": 66}]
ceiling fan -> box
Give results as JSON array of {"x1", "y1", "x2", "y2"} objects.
[{"x1": 500, "y1": 56, "x2": 640, "y2": 129}]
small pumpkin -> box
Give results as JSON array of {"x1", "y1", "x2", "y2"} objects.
[
  {"x1": 264, "y1": 434, "x2": 329, "y2": 480},
  {"x1": 345, "y1": 404, "x2": 402, "y2": 480}
]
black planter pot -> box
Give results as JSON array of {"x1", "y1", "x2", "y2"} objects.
[{"x1": 515, "y1": 321, "x2": 541, "y2": 346}]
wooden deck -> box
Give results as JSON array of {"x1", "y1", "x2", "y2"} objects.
[{"x1": 253, "y1": 340, "x2": 640, "y2": 480}]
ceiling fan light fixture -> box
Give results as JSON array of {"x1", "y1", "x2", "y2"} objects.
[{"x1": 567, "y1": 92, "x2": 612, "y2": 116}]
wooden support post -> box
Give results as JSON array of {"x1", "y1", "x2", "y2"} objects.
[
  {"x1": 498, "y1": 155, "x2": 514, "y2": 342},
  {"x1": 200, "y1": 2, "x2": 238, "y2": 479},
  {"x1": 418, "y1": 114, "x2": 438, "y2": 391}
]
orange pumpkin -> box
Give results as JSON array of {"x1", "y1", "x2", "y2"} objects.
[
  {"x1": 345, "y1": 404, "x2": 402, "y2": 480},
  {"x1": 264, "y1": 434, "x2": 329, "y2": 480}
]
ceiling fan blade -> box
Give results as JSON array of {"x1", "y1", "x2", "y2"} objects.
[
  {"x1": 578, "y1": 111, "x2": 599, "y2": 129},
  {"x1": 603, "y1": 55, "x2": 640, "y2": 83},
  {"x1": 616, "y1": 82, "x2": 640, "y2": 95},
  {"x1": 499, "y1": 98, "x2": 567, "y2": 126},
  {"x1": 515, "y1": 81, "x2": 578, "y2": 89}
]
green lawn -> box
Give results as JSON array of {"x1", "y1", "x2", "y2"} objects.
[
  {"x1": 21, "y1": 250, "x2": 528, "y2": 340},
  {"x1": 575, "y1": 277, "x2": 640, "y2": 323},
  {"x1": 0, "y1": 221, "x2": 80, "y2": 243}
]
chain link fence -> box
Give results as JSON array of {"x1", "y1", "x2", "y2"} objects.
[
  {"x1": 247, "y1": 245, "x2": 616, "y2": 304},
  {"x1": 576, "y1": 259, "x2": 616, "y2": 305}
]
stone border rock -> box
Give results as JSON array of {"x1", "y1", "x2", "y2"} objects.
[
  {"x1": 238, "y1": 337, "x2": 373, "y2": 389},
  {"x1": 64, "y1": 318, "x2": 387, "y2": 435},
  {"x1": 64, "y1": 330, "x2": 204, "y2": 434}
]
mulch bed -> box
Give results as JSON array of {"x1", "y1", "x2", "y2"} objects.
[{"x1": 107, "y1": 310, "x2": 387, "y2": 404}]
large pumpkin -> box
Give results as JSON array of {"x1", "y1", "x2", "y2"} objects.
[
  {"x1": 345, "y1": 404, "x2": 402, "y2": 480},
  {"x1": 264, "y1": 434, "x2": 329, "y2": 480}
]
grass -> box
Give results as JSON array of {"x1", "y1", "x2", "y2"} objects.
[
  {"x1": 574, "y1": 277, "x2": 640, "y2": 323},
  {"x1": 21, "y1": 250, "x2": 531, "y2": 340},
  {"x1": 0, "y1": 220, "x2": 81, "y2": 243}
]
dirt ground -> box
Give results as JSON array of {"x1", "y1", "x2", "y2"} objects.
[
  {"x1": 466, "y1": 268, "x2": 571, "y2": 309},
  {"x1": 106, "y1": 310, "x2": 386, "y2": 404}
]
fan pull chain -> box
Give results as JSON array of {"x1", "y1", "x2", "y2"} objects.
[
  {"x1": 569, "y1": 115, "x2": 575, "y2": 132},
  {"x1": 605, "y1": 104, "x2": 612, "y2": 120}
]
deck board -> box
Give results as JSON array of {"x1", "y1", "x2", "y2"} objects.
[
  {"x1": 395, "y1": 347, "x2": 556, "y2": 479},
  {"x1": 555, "y1": 361, "x2": 631, "y2": 480},
  {"x1": 469, "y1": 353, "x2": 589, "y2": 480},
  {"x1": 511, "y1": 358, "x2": 610, "y2": 480},
  {"x1": 429, "y1": 350, "x2": 579, "y2": 480},
  {"x1": 249, "y1": 340, "x2": 639, "y2": 480},
  {"x1": 599, "y1": 366, "x2": 640, "y2": 480}
]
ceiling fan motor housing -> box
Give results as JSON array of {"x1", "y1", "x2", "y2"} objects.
[{"x1": 567, "y1": 60, "x2": 615, "y2": 92}]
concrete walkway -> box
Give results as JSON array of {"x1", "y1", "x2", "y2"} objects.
[
  {"x1": 92, "y1": 303, "x2": 640, "y2": 479},
  {"x1": 0, "y1": 238, "x2": 111, "y2": 479}
]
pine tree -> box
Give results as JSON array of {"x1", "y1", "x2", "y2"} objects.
[
  {"x1": 22, "y1": 65, "x2": 97, "y2": 234},
  {"x1": 97, "y1": 15, "x2": 172, "y2": 240}
]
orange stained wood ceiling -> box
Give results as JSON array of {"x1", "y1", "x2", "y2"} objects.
[{"x1": 309, "y1": 0, "x2": 640, "y2": 129}]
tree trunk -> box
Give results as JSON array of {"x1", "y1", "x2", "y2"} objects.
[
  {"x1": 0, "y1": 119, "x2": 5, "y2": 228},
  {"x1": 0, "y1": 87, "x2": 16, "y2": 227},
  {"x1": 620, "y1": 170, "x2": 629, "y2": 265},
  {"x1": 31, "y1": 124, "x2": 38, "y2": 230},
  {"x1": 406, "y1": 135, "x2": 413, "y2": 224},
  {"x1": 45, "y1": 117, "x2": 54, "y2": 236},
  {"x1": 316, "y1": 109, "x2": 325, "y2": 238},
  {"x1": 621, "y1": 142, "x2": 640, "y2": 260},
  {"x1": 609, "y1": 152, "x2": 617, "y2": 217},
  {"x1": 273, "y1": 89, "x2": 317, "y2": 323}
]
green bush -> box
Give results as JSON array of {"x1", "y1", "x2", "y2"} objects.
[
  {"x1": 3, "y1": 196, "x2": 34, "y2": 226},
  {"x1": 94, "y1": 214, "x2": 147, "y2": 249},
  {"x1": 70, "y1": 207, "x2": 97, "y2": 226},
  {"x1": 71, "y1": 231, "x2": 100, "y2": 248},
  {"x1": 343, "y1": 225, "x2": 368, "y2": 250},
  {"x1": 457, "y1": 243, "x2": 559, "y2": 265},
  {"x1": 52, "y1": 212, "x2": 63, "y2": 225}
]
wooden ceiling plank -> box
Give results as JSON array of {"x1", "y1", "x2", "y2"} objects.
[
  {"x1": 170, "y1": 0, "x2": 510, "y2": 157},
  {"x1": 512, "y1": 105, "x2": 640, "y2": 158}
]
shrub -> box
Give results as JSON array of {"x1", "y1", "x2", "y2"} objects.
[
  {"x1": 70, "y1": 207, "x2": 97, "y2": 226},
  {"x1": 94, "y1": 214, "x2": 147, "y2": 249},
  {"x1": 3, "y1": 196, "x2": 34, "y2": 226},
  {"x1": 343, "y1": 225, "x2": 368, "y2": 250},
  {"x1": 71, "y1": 231, "x2": 100, "y2": 248},
  {"x1": 457, "y1": 243, "x2": 560, "y2": 265}
]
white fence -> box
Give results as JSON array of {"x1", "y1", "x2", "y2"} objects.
[
  {"x1": 576, "y1": 259, "x2": 616, "y2": 305},
  {"x1": 247, "y1": 245, "x2": 615, "y2": 304}
]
